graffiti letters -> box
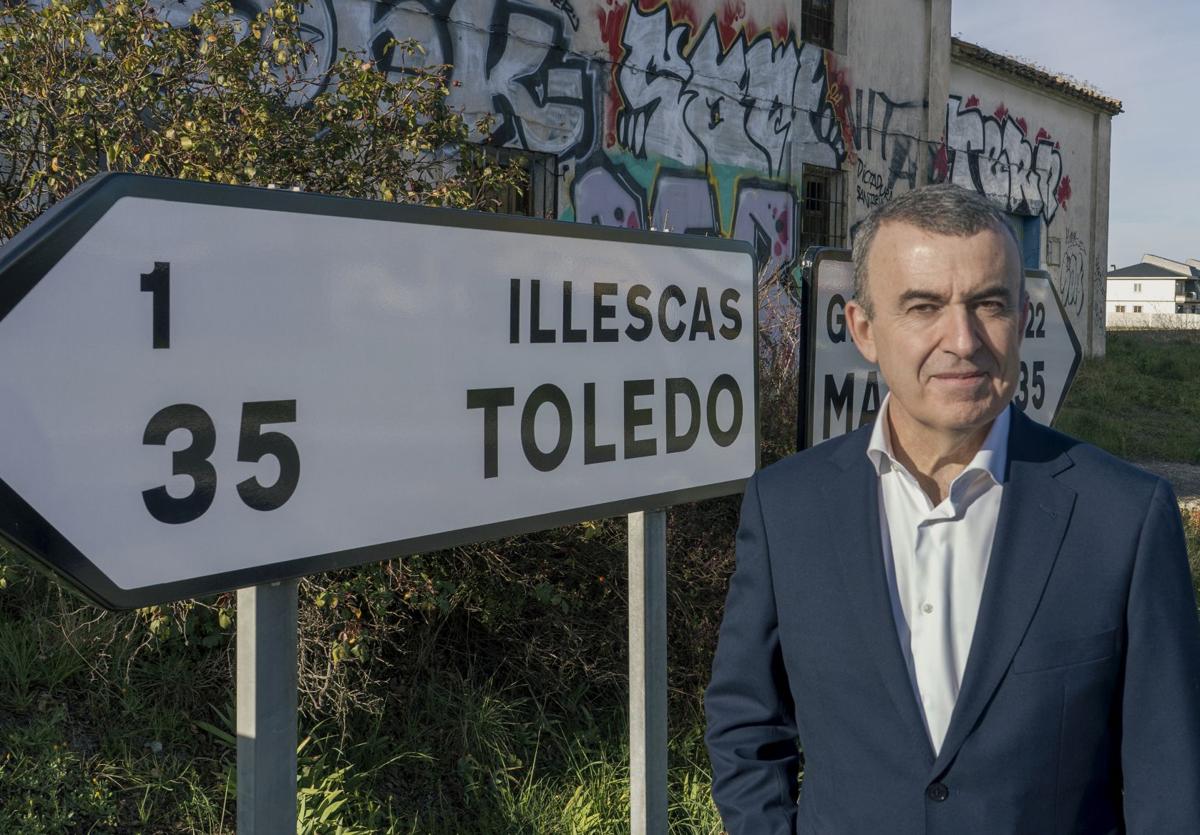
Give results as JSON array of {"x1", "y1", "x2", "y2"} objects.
[
  {"x1": 572, "y1": 157, "x2": 797, "y2": 277},
  {"x1": 550, "y1": 0, "x2": 580, "y2": 30},
  {"x1": 852, "y1": 88, "x2": 918, "y2": 191},
  {"x1": 944, "y1": 95, "x2": 1066, "y2": 224},
  {"x1": 732, "y1": 182, "x2": 795, "y2": 279},
  {"x1": 1060, "y1": 230, "x2": 1087, "y2": 316},
  {"x1": 855, "y1": 159, "x2": 891, "y2": 208},
  {"x1": 612, "y1": 5, "x2": 843, "y2": 175},
  {"x1": 652, "y1": 172, "x2": 719, "y2": 234},
  {"x1": 570, "y1": 157, "x2": 646, "y2": 228},
  {"x1": 615, "y1": 5, "x2": 702, "y2": 166},
  {"x1": 371, "y1": 0, "x2": 597, "y2": 158}
]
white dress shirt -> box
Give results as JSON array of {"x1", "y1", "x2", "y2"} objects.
[{"x1": 866, "y1": 395, "x2": 1010, "y2": 754}]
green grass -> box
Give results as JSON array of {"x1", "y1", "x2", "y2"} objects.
[
  {"x1": 1056, "y1": 330, "x2": 1200, "y2": 463},
  {"x1": 0, "y1": 545, "x2": 729, "y2": 834}
]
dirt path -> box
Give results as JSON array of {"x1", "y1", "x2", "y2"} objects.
[{"x1": 1133, "y1": 460, "x2": 1200, "y2": 509}]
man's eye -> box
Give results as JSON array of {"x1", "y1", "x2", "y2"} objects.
[{"x1": 908, "y1": 304, "x2": 938, "y2": 314}]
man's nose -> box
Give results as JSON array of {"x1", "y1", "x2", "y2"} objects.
[{"x1": 942, "y1": 304, "x2": 982, "y2": 358}]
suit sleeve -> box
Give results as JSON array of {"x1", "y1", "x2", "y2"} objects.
[
  {"x1": 704, "y1": 474, "x2": 800, "y2": 835},
  {"x1": 1121, "y1": 478, "x2": 1200, "y2": 832}
]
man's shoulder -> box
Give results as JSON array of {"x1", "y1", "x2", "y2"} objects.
[
  {"x1": 751, "y1": 424, "x2": 871, "y2": 497},
  {"x1": 1017, "y1": 414, "x2": 1166, "y2": 503}
]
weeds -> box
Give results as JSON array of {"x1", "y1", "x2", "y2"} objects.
[{"x1": 1057, "y1": 331, "x2": 1200, "y2": 463}]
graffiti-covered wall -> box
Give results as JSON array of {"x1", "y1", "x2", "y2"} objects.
[
  {"x1": 197, "y1": 0, "x2": 936, "y2": 292},
  {"x1": 942, "y1": 58, "x2": 1113, "y2": 357},
  {"x1": 107, "y1": 1, "x2": 1119, "y2": 354}
]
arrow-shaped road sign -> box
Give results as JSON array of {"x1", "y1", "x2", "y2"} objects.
[{"x1": 0, "y1": 174, "x2": 757, "y2": 608}]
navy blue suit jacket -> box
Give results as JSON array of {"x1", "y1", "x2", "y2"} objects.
[{"x1": 705, "y1": 409, "x2": 1200, "y2": 834}]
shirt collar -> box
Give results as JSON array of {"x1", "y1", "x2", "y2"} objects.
[{"x1": 866, "y1": 393, "x2": 1010, "y2": 489}]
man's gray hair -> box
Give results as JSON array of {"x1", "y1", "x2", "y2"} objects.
[{"x1": 851, "y1": 184, "x2": 1023, "y2": 316}]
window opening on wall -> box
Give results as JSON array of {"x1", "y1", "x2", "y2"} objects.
[
  {"x1": 799, "y1": 164, "x2": 846, "y2": 253},
  {"x1": 1115, "y1": 305, "x2": 1126, "y2": 313},
  {"x1": 1133, "y1": 282, "x2": 1142, "y2": 292},
  {"x1": 1133, "y1": 305, "x2": 1143, "y2": 313},
  {"x1": 466, "y1": 146, "x2": 559, "y2": 219},
  {"x1": 802, "y1": 0, "x2": 835, "y2": 50},
  {"x1": 1046, "y1": 237, "x2": 1061, "y2": 267}
]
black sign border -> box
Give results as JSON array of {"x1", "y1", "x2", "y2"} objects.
[
  {"x1": 1026, "y1": 268, "x2": 1082, "y2": 426},
  {"x1": 0, "y1": 173, "x2": 759, "y2": 610}
]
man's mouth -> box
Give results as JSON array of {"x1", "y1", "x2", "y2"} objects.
[{"x1": 932, "y1": 371, "x2": 989, "y2": 384}]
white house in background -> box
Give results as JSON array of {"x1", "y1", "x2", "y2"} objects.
[{"x1": 1106, "y1": 255, "x2": 1200, "y2": 329}]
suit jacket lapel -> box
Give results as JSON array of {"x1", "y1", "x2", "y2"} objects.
[
  {"x1": 828, "y1": 431, "x2": 936, "y2": 764},
  {"x1": 931, "y1": 410, "x2": 1077, "y2": 776}
]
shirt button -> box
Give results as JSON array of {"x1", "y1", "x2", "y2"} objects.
[
  {"x1": 921, "y1": 602, "x2": 934, "y2": 614},
  {"x1": 926, "y1": 782, "x2": 950, "y2": 802}
]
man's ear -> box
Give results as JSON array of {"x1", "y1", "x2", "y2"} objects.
[
  {"x1": 1019, "y1": 291, "x2": 1030, "y2": 342},
  {"x1": 844, "y1": 299, "x2": 878, "y2": 364}
]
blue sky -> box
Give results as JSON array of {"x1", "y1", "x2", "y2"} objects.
[{"x1": 951, "y1": 0, "x2": 1196, "y2": 269}]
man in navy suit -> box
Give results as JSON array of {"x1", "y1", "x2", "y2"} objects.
[{"x1": 704, "y1": 184, "x2": 1200, "y2": 834}]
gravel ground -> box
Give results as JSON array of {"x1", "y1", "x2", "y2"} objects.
[{"x1": 1133, "y1": 460, "x2": 1200, "y2": 509}]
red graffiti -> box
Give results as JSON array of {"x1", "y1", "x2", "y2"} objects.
[
  {"x1": 717, "y1": 0, "x2": 746, "y2": 50},
  {"x1": 1016, "y1": 116, "x2": 1027, "y2": 134},
  {"x1": 597, "y1": 0, "x2": 629, "y2": 147},
  {"x1": 772, "y1": 206, "x2": 790, "y2": 257},
  {"x1": 965, "y1": 94, "x2": 980, "y2": 108},
  {"x1": 772, "y1": 13, "x2": 790, "y2": 43},
  {"x1": 931, "y1": 137, "x2": 949, "y2": 182},
  {"x1": 1035, "y1": 127, "x2": 1053, "y2": 144},
  {"x1": 742, "y1": 15, "x2": 765, "y2": 41},
  {"x1": 823, "y1": 52, "x2": 857, "y2": 165},
  {"x1": 666, "y1": 0, "x2": 699, "y2": 34},
  {"x1": 993, "y1": 102, "x2": 1008, "y2": 121},
  {"x1": 1055, "y1": 176, "x2": 1072, "y2": 210}
]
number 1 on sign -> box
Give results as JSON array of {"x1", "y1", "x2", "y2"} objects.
[{"x1": 141, "y1": 262, "x2": 170, "y2": 349}]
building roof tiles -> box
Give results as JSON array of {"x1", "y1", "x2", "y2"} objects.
[{"x1": 951, "y1": 38, "x2": 1123, "y2": 115}]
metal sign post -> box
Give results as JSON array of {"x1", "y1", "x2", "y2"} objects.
[
  {"x1": 236, "y1": 580, "x2": 298, "y2": 834},
  {"x1": 628, "y1": 509, "x2": 667, "y2": 835}
]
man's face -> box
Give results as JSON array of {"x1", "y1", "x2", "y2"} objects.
[{"x1": 845, "y1": 221, "x2": 1027, "y2": 444}]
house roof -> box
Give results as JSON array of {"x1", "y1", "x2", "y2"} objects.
[
  {"x1": 1142, "y1": 254, "x2": 1200, "y2": 276},
  {"x1": 951, "y1": 38, "x2": 1123, "y2": 115},
  {"x1": 1107, "y1": 263, "x2": 1186, "y2": 278}
]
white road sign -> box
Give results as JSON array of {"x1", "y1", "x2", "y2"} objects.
[
  {"x1": 0, "y1": 174, "x2": 757, "y2": 608},
  {"x1": 801, "y1": 248, "x2": 1081, "y2": 447}
]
